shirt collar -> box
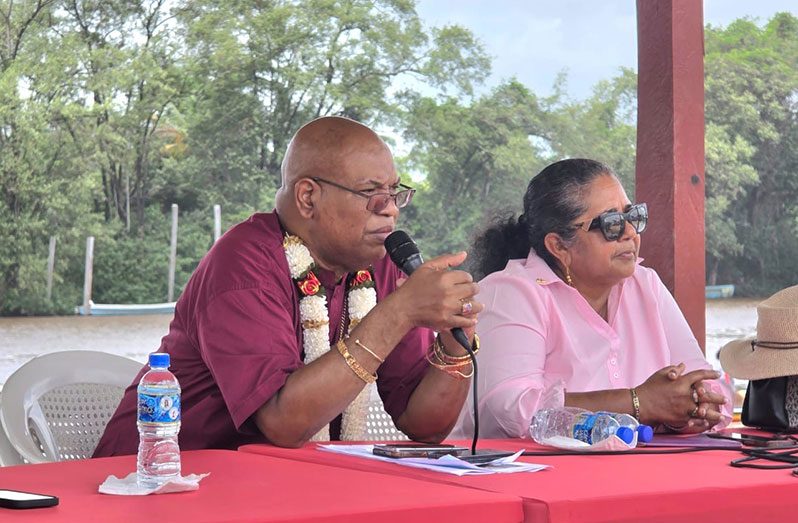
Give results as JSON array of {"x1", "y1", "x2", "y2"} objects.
[{"x1": 522, "y1": 251, "x2": 567, "y2": 287}]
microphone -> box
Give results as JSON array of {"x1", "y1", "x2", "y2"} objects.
[
  {"x1": 385, "y1": 230, "x2": 497, "y2": 458},
  {"x1": 384, "y1": 231, "x2": 470, "y2": 350}
]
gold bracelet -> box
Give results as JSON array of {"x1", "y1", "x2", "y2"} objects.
[
  {"x1": 433, "y1": 345, "x2": 472, "y2": 368},
  {"x1": 425, "y1": 349, "x2": 474, "y2": 379},
  {"x1": 428, "y1": 343, "x2": 471, "y2": 369},
  {"x1": 354, "y1": 339, "x2": 384, "y2": 364},
  {"x1": 336, "y1": 340, "x2": 377, "y2": 384},
  {"x1": 630, "y1": 387, "x2": 641, "y2": 421},
  {"x1": 434, "y1": 334, "x2": 480, "y2": 364}
]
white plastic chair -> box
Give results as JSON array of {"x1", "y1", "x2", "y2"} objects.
[
  {"x1": 0, "y1": 392, "x2": 23, "y2": 466},
  {"x1": 0, "y1": 351, "x2": 142, "y2": 464},
  {"x1": 364, "y1": 385, "x2": 409, "y2": 441}
]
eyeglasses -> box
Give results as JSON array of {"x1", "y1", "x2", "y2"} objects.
[
  {"x1": 311, "y1": 177, "x2": 415, "y2": 212},
  {"x1": 573, "y1": 203, "x2": 648, "y2": 241}
]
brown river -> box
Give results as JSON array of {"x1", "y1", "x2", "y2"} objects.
[{"x1": 0, "y1": 298, "x2": 760, "y2": 389}]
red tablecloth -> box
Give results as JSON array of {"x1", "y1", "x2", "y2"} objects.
[
  {"x1": 0, "y1": 449, "x2": 523, "y2": 522},
  {"x1": 239, "y1": 439, "x2": 798, "y2": 523}
]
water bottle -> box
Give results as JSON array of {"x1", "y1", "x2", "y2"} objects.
[
  {"x1": 597, "y1": 411, "x2": 654, "y2": 443},
  {"x1": 137, "y1": 353, "x2": 181, "y2": 488},
  {"x1": 529, "y1": 407, "x2": 635, "y2": 445}
]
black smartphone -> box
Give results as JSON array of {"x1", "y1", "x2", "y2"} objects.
[
  {"x1": 457, "y1": 449, "x2": 515, "y2": 464},
  {"x1": 372, "y1": 443, "x2": 469, "y2": 459},
  {"x1": 0, "y1": 489, "x2": 59, "y2": 510},
  {"x1": 708, "y1": 431, "x2": 795, "y2": 448}
]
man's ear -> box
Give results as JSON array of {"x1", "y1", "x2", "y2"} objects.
[
  {"x1": 295, "y1": 179, "x2": 317, "y2": 219},
  {"x1": 543, "y1": 232, "x2": 572, "y2": 269}
]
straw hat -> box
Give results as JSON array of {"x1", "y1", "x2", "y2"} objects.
[{"x1": 719, "y1": 285, "x2": 798, "y2": 380}]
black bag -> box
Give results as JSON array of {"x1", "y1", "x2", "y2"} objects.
[{"x1": 742, "y1": 376, "x2": 798, "y2": 432}]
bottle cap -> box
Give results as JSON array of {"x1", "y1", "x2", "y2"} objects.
[
  {"x1": 637, "y1": 424, "x2": 654, "y2": 443},
  {"x1": 148, "y1": 353, "x2": 170, "y2": 368},
  {"x1": 615, "y1": 426, "x2": 634, "y2": 444}
]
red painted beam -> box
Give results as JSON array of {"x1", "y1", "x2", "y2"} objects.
[{"x1": 636, "y1": 0, "x2": 706, "y2": 351}]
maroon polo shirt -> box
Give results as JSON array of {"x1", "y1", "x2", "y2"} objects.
[{"x1": 93, "y1": 212, "x2": 432, "y2": 456}]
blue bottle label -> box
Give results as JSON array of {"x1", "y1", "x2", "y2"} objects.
[
  {"x1": 138, "y1": 393, "x2": 181, "y2": 423},
  {"x1": 572, "y1": 413, "x2": 598, "y2": 444}
]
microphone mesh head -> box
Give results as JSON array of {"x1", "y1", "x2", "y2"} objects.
[{"x1": 384, "y1": 230, "x2": 420, "y2": 266}]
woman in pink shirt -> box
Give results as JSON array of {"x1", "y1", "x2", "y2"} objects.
[{"x1": 455, "y1": 159, "x2": 731, "y2": 439}]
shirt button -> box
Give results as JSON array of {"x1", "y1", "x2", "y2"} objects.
[
  {"x1": 610, "y1": 358, "x2": 617, "y2": 365},
  {"x1": 613, "y1": 372, "x2": 620, "y2": 379}
]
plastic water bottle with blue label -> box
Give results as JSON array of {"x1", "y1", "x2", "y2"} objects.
[
  {"x1": 529, "y1": 407, "x2": 636, "y2": 446},
  {"x1": 137, "y1": 353, "x2": 181, "y2": 488},
  {"x1": 596, "y1": 411, "x2": 654, "y2": 444}
]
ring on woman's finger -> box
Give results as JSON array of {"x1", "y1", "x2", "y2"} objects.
[
  {"x1": 460, "y1": 299, "x2": 473, "y2": 315},
  {"x1": 691, "y1": 387, "x2": 699, "y2": 404},
  {"x1": 689, "y1": 405, "x2": 699, "y2": 418}
]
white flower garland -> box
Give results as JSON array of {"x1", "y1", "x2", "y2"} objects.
[{"x1": 283, "y1": 234, "x2": 378, "y2": 441}]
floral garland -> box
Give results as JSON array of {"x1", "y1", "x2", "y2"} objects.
[{"x1": 283, "y1": 234, "x2": 377, "y2": 441}]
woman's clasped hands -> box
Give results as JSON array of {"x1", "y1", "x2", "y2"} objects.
[{"x1": 635, "y1": 363, "x2": 727, "y2": 432}]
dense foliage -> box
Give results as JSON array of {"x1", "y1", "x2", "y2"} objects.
[{"x1": 1, "y1": 2, "x2": 796, "y2": 314}]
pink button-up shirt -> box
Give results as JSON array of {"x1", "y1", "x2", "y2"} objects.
[{"x1": 453, "y1": 251, "x2": 732, "y2": 439}]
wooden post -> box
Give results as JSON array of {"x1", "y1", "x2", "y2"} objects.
[
  {"x1": 168, "y1": 203, "x2": 178, "y2": 302},
  {"x1": 46, "y1": 236, "x2": 56, "y2": 300},
  {"x1": 125, "y1": 174, "x2": 131, "y2": 232},
  {"x1": 82, "y1": 236, "x2": 94, "y2": 315},
  {"x1": 213, "y1": 204, "x2": 221, "y2": 242},
  {"x1": 636, "y1": 0, "x2": 706, "y2": 350}
]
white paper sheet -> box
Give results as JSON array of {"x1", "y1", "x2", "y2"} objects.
[{"x1": 317, "y1": 444, "x2": 549, "y2": 476}]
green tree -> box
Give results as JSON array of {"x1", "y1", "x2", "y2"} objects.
[
  {"x1": 543, "y1": 69, "x2": 638, "y2": 191},
  {"x1": 705, "y1": 13, "x2": 798, "y2": 293},
  {"x1": 401, "y1": 80, "x2": 547, "y2": 257},
  {"x1": 704, "y1": 124, "x2": 758, "y2": 285},
  {"x1": 174, "y1": 0, "x2": 490, "y2": 209},
  {"x1": 0, "y1": 0, "x2": 102, "y2": 314}
]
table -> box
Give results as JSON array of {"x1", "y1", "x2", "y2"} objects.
[
  {"x1": 239, "y1": 439, "x2": 798, "y2": 523},
  {"x1": 0, "y1": 449, "x2": 523, "y2": 522}
]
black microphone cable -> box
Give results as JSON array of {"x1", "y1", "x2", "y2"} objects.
[
  {"x1": 385, "y1": 231, "x2": 480, "y2": 455},
  {"x1": 457, "y1": 333, "x2": 479, "y2": 455}
]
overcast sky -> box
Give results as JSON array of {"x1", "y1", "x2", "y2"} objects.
[{"x1": 415, "y1": 0, "x2": 797, "y2": 99}]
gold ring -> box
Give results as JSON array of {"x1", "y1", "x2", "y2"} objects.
[
  {"x1": 461, "y1": 300, "x2": 473, "y2": 315},
  {"x1": 690, "y1": 406, "x2": 699, "y2": 418}
]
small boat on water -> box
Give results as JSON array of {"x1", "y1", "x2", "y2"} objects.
[
  {"x1": 76, "y1": 300, "x2": 176, "y2": 316},
  {"x1": 705, "y1": 284, "x2": 735, "y2": 299}
]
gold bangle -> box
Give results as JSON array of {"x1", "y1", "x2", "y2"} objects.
[
  {"x1": 425, "y1": 349, "x2": 474, "y2": 379},
  {"x1": 336, "y1": 340, "x2": 377, "y2": 384},
  {"x1": 433, "y1": 345, "x2": 471, "y2": 368},
  {"x1": 434, "y1": 334, "x2": 480, "y2": 364},
  {"x1": 354, "y1": 339, "x2": 384, "y2": 364},
  {"x1": 429, "y1": 343, "x2": 471, "y2": 369},
  {"x1": 630, "y1": 387, "x2": 641, "y2": 421}
]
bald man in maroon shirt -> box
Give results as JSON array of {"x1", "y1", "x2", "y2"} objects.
[{"x1": 94, "y1": 116, "x2": 482, "y2": 454}]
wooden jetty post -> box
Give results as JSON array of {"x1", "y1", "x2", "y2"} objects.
[
  {"x1": 46, "y1": 236, "x2": 56, "y2": 300},
  {"x1": 213, "y1": 204, "x2": 221, "y2": 242},
  {"x1": 168, "y1": 203, "x2": 178, "y2": 302},
  {"x1": 82, "y1": 236, "x2": 94, "y2": 314}
]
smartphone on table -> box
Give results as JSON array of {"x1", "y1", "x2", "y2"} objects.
[
  {"x1": 0, "y1": 489, "x2": 59, "y2": 509},
  {"x1": 707, "y1": 431, "x2": 796, "y2": 448},
  {"x1": 372, "y1": 443, "x2": 469, "y2": 459}
]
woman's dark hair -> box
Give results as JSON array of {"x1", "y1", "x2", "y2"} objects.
[{"x1": 471, "y1": 158, "x2": 615, "y2": 280}]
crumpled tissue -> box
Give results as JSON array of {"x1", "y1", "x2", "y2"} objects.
[
  {"x1": 539, "y1": 434, "x2": 635, "y2": 452},
  {"x1": 99, "y1": 472, "x2": 210, "y2": 496}
]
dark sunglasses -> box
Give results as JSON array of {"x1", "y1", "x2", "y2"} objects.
[
  {"x1": 311, "y1": 177, "x2": 415, "y2": 213},
  {"x1": 573, "y1": 203, "x2": 648, "y2": 241}
]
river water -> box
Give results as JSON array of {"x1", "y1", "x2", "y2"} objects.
[{"x1": 0, "y1": 299, "x2": 760, "y2": 390}]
